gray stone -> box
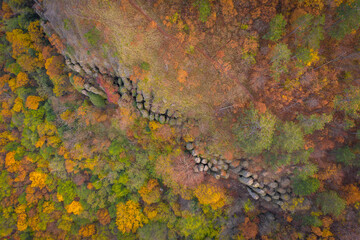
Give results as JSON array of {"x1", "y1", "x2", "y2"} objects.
[
  {"x1": 131, "y1": 89, "x2": 137, "y2": 97},
  {"x1": 159, "y1": 115, "x2": 166, "y2": 124},
  {"x1": 204, "y1": 165, "x2": 209, "y2": 172},
  {"x1": 141, "y1": 110, "x2": 149, "y2": 118},
  {"x1": 81, "y1": 89, "x2": 89, "y2": 96},
  {"x1": 275, "y1": 200, "x2": 284, "y2": 206},
  {"x1": 144, "y1": 102, "x2": 150, "y2": 110},
  {"x1": 120, "y1": 87, "x2": 127, "y2": 94},
  {"x1": 252, "y1": 174, "x2": 258, "y2": 180},
  {"x1": 199, "y1": 164, "x2": 204, "y2": 172},
  {"x1": 239, "y1": 170, "x2": 252, "y2": 178},
  {"x1": 281, "y1": 194, "x2": 290, "y2": 201},
  {"x1": 73, "y1": 64, "x2": 82, "y2": 73},
  {"x1": 277, "y1": 188, "x2": 286, "y2": 194},
  {"x1": 247, "y1": 187, "x2": 259, "y2": 200},
  {"x1": 241, "y1": 160, "x2": 249, "y2": 169},
  {"x1": 191, "y1": 149, "x2": 198, "y2": 157},
  {"x1": 186, "y1": 143, "x2": 194, "y2": 151},
  {"x1": 224, "y1": 159, "x2": 232, "y2": 164},
  {"x1": 263, "y1": 195, "x2": 272, "y2": 202},
  {"x1": 123, "y1": 78, "x2": 132, "y2": 90},
  {"x1": 211, "y1": 167, "x2": 219, "y2": 172},
  {"x1": 154, "y1": 114, "x2": 159, "y2": 121},
  {"x1": 251, "y1": 187, "x2": 266, "y2": 197},
  {"x1": 195, "y1": 157, "x2": 201, "y2": 164},
  {"x1": 223, "y1": 164, "x2": 229, "y2": 171},
  {"x1": 136, "y1": 94, "x2": 144, "y2": 102},
  {"x1": 230, "y1": 166, "x2": 243, "y2": 174},
  {"x1": 252, "y1": 182, "x2": 260, "y2": 188},
  {"x1": 218, "y1": 159, "x2": 224, "y2": 165},
  {"x1": 268, "y1": 182, "x2": 278, "y2": 189},
  {"x1": 149, "y1": 113, "x2": 155, "y2": 121},
  {"x1": 137, "y1": 103, "x2": 144, "y2": 110},
  {"x1": 239, "y1": 177, "x2": 254, "y2": 186},
  {"x1": 211, "y1": 159, "x2": 218, "y2": 165},
  {"x1": 201, "y1": 158, "x2": 208, "y2": 164},
  {"x1": 207, "y1": 162, "x2": 212, "y2": 168},
  {"x1": 272, "y1": 193, "x2": 280, "y2": 200},
  {"x1": 193, "y1": 166, "x2": 199, "y2": 173},
  {"x1": 280, "y1": 178, "x2": 291, "y2": 188}
]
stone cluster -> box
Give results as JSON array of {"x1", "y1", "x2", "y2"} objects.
[
  {"x1": 66, "y1": 58, "x2": 183, "y2": 126},
  {"x1": 66, "y1": 58, "x2": 295, "y2": 207},
  {"x1": 187, "y1": 142, "x2": 293, "y2": 206}
]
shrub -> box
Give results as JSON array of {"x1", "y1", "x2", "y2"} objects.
[
  {"x1": 84, "y1": 27, "x2": 101, "y2": 47},
  {"x1": 334, "y1": 146, "x2": 357, "y2": 166},
  {"x1": 194, "y1": 184, "x2": 227, "y2": 210},
  {"x1": 316, "y1": 191, "x2": 346, "y2": 217},
  {"x1": 88, "y1": 92, "x2": 106, "y2": 108},
  {"x1": 234, "y1": 106, "x2": 277, "y2": 155},
  {"x1": 194, "y1": 0, "x2": 211, "y2": 22},
  {"x1": 292, "y1": 177, "x2": 320, "y2": 196}
]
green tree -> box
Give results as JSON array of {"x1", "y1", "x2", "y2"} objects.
[
  {"x1": 297, "y1": 113, "x2": 333, "y2": 135},
  {"x1": 334, "y1": 86, "x2": 360, "y2": 119},
  {"x1": 234, "y1": 107, "x2": 277, "y2": 155},
  {"x1": 273, "y1": 121, "x2": 304, "y2": 154},
  {"x1": 316, "y1": 191, "x2": 346, "y2": 217},
  {"x1": 293, "y1": 14, "x2": 325, "y2": 50},
  {"x1": 330, "y1": 0, "x2": 360, "y2": 40},
  {"x1": 263, "y1": 14, "x2": 287, "y2": 41},
  {"x1": 88, "y1": 92, "x2": 106, "y2": 108},
  {"x1": 292, "y1": 177, "x2": 320, "y2": 196},
  {"x1": 138, "y1": 222, "x2": 168, "y2": 240},
  {"x1": 334, "y1": 146, "x2": 358, "y2": 166},
  {"x1": 270, "y1": 43, "x2": 291, "y2": 81}
]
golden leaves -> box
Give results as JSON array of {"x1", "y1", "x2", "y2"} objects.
[
  {"x1": 65, "y1": 201, "x2": 83, "y2": 215},
  {"x1": 116, "y1": 200, "x2": 148, "y2": 233}
]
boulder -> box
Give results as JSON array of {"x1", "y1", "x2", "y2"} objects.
[
  {"x1": 141, "y1": 110, "x2": 149, "y2": 118},
  {"x1": 239, "y1": 177, "x2": 253, "y2": 186},
  {"x1": 281, "y1": 194, "x2": 290, "y2": 201},
  {"x1": 137, "y1": 103, "x2": 144, "y2": 110},
  {"x1": 204, "y1": 165, "x2": 209, "y2": 172},
  {"x1": 252, "y1": 182, "x2": 260, "y2": 188},
  {"x1": 186, "y1": 143, "x2": 194, "y2": 151},
  {"x1": 220, "y1": 170, "x2": 229, "y2": 179},
  {"x1": 230, "y1": 166, "x2": 243, "y2": 174},
  {"x1": 191, "y1": 149, "x2": 199, "y2": 157},
  {"x1": 280, "y1": 178, "x2": 291, "y2": 188},
  {"x1": 136, "y1": 94, "x2": 143, "y2": 102},
  {"x1": 195, "y1": 157, "x2": 201, "y2": 164},
  {"x1": 211, "y1": 159, "x2": 218, "y2": 165},
  {"x1": 149, "y1": 113, "x2": 155, "y2": 121},
  {"x1": 198, "y1": 164, "x2": 204, "y2": 172},
  {"x1": 268, "y1": 182, "x2": 278, "y2": 189},
  {"x1": 275, "y1": 200, "x2": 284, "y2": 206},
  {"x1": 73, "y1": 64, "x2": 82, "y2": 73},
  {"x1": 144, "y1": 101, "x2": 150, "y2": 110},
  {"x1": 193, "y1": 166, "x2": 199, "y2": 173},
  {"x1": 223, "y1": 164, "x2": 229, "y2": 171},
  {"x1": 159, "y1": 115, "x2": 166, "y2": 124},
  {"x1": 207, "y1": 162, "x2": 212, "y2": 168},
  {"x1": 247, "y1": 187, "x2": 259, "y2": 200},
  {"x1": 272, "y1": 193, "x2": 280, "y2": 200},
  {"x1": 211, "y1": 166, "x2": 219, "y2": 172},
  {"x1": 239, "y1": 170, "x2": 252, "y2": 178},
  {"x1": 241, "y1": 160, "x2": 249, "y2": 169},
  {"x1": 277, "y1": 188, "x2": 287, "y2": 194},
  {"x1": 201, "y1": 158, "x2": 208, "y2": 164},
  {"x1": 263, "y1": 195, "x2": 272, "y2": 202},
  {"x1": 251, "y1": 187, "x2": 266, "y2": 197}
]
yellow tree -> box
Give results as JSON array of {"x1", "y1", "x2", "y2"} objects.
[
  {"x1": 138, "y1": 179, "x2": 161, "y2": 205},
  {"x1": 194, "y1": 183, "x2": 227, "y2": 210},
  {"x1": 116, "y1": 200, "x2": 148, "y2": 233}
]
